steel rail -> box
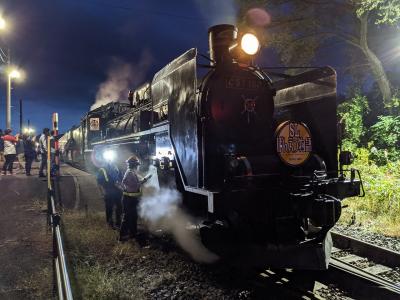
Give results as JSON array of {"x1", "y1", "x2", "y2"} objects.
[
  {"x1": 329, "y1": 257, "x2": 400, "y2": 298},
  {"x1": 324, "y1": 231, "x2": 400, "y2": 299},
  {"x1": 331, "y1": 231, "x2": 400, "y2": 267}
]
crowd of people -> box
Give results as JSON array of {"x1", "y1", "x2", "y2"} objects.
[
  {"x1": 0, "y1": 127, "x2": 56, "y2": 176},
  {"x1": 1, "y1": 126, "x2": 149, "y2": 243}
]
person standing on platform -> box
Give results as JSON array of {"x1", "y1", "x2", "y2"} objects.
[
  {"x1": 15, "y1": 136, "x2": 25, "y2": 173},
  {"x1": 0, "y1": 129, "x2": 4, "y2": 162},
  {"x1": 1, "y1": 129, "x2": 18, "y2": 175},
  {"x1": 38, "y1": 128, "x2": 50, "y2": 177},
  {"x1": 119, "y1": 155, "x2": 151, "y2": 242},
  {"x1": 96, "y1": 152, "x2": 122, "y2": 229},
  {"x1": 23, "y1": 134, "x2": 36, "y2": 176}
]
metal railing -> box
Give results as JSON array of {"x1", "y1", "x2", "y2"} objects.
[
  {"x1": 48, "y1": 181, "x2": 73, "y2": 300},
  {"x1": 47, "y1": 135, "x2": 74, "y2": 300}
]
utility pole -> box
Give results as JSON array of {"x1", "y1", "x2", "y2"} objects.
[{"x1": 6, "y1": 48, "x2": 10, "y2": 129}]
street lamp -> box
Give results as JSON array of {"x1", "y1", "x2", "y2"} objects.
[
  {"x1": 23, "y1": 127, "x2": 35, "y2": 135},
  {"x1": 6, "y1": 68, "x2": 21, "y2": 129},
  {"x1": 0, "y1": 16, "x2": 6, "y2": 30}
]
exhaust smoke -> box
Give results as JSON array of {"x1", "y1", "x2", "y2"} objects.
[
  {"x1": 91, "y1": 50, "x2": 153, "y2": 110},
  {"x1": 139, "y1": 170, "x2": 218, "y2": 263},
  {"x1": 195, "y1": 0, "x2": 236, "y2": 26}
]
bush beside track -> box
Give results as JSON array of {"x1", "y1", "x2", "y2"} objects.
[{"x1": 338, "y1": 148, "x2": 400, "y2": 237}]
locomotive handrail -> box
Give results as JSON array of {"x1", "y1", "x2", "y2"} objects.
[{"x1": 91, "y1": 123, "x2": 169, "y2": 145}]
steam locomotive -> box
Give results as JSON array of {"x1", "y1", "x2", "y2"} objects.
[{"x1": 59, "y1": 24, "x2": 363, "y2": 269}]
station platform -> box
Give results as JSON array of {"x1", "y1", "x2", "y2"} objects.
[{"x1": 0, "y1": 161, "x2": 102, "y2": 298}]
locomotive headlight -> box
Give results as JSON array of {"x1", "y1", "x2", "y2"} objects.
[
  {"x1": 103, "y1": 149, "x2": 116, "y2": 162},
  {"x1": 241, "y1": 33, "x2": 260, "y2": 55}
]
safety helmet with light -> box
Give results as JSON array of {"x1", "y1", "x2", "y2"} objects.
[{"x1": 126, "y1": 155, "x2": 140, "y2": 166}]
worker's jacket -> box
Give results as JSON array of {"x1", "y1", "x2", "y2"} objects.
[
  {"x1": 97, "y1": 165, "x2": 121, "y2": 197},
  {"x1": 122, "y1": 169, "x2": 143, "y2": 197}
]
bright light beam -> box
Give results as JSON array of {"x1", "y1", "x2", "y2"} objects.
[
  {"x1": 0, "y1": 17, "x2": 6, "y2": 30},
  {"x1": 103, "y1": 149, "x2": 116, "y2": 162},
  {"x1": 9, "y1": 69, "x2": 21, "y2": 79},
  {"x1": 241, "y1": 33, "x2": 260, "y2": 55}
]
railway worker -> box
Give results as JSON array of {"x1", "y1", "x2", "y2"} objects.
[
  {"x1": 96, "y1": 155, "x2": 122, "y2": 229},
  {"x1": 38, "y1": 128, "x2": 50, "y2": 177},
  {"x1": 1, "y1": 129, "x2": 18, "y2": 175},
  {"x1": 119, "y1": 155, "x2": 151, "y2": 242}
]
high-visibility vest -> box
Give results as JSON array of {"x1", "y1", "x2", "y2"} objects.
[
  {"x1": 123, "y1": 189, "x2": 142, "y2": 197},
  {"x1": 99, "y1": 168, "x2": 109, "y2": 182}
]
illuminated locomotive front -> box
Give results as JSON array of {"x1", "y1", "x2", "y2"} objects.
[{"x1": 69, "y1": 24, "x2": 362, "y2": 269}]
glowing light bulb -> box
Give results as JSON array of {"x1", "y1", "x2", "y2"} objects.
[{"x1": 241, "y1": 33, "x2": 260, "y2": 55}]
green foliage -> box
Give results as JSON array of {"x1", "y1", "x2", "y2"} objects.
[
  {"x1": 356, "y1": 0, "x2": 400, "y2": 25},
  {"x1": 338, "y1": 94, "x2": 370, "y2": 146},
  {"x1": 369, "y1": 115, "x2": 400, "y2": 164},
  {"x1": 371, "y1": 115, "x2": 400, "y2": 148},
  {"x1": 342, "y1": 148, "x2": 400, "y2": 231}
]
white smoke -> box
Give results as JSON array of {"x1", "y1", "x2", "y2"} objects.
[
  {"x1": 139, "y1": 168, "x2": 219, "y2": 263},
  {"x1": 91, "y1": 50, "x2": 153, "y2": 110},
  {"x1": 195, "y1": 0, "x2": 237, "y2": 26}
]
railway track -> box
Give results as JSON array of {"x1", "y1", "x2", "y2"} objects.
[
  {"x1": 60, "y1": 161, "x2": 399, "y2": 299},
  {"x1": 319, "y1": 231, "x2": 400, "y2": 299},
  {"x1": 250, "y1": 232, "x2": 400, "y2": 299}
]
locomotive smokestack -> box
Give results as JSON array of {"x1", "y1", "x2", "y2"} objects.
[{"x1": 208, "y1": 24, "x2": 237, "y2": 66}]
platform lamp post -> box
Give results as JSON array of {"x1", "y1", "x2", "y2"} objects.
[
  {"x1": 6, "y1": 69, "x2": 21, "y2": 129},
  {"x1": 0, "y1": 15, "x2": 8, "y2": 129},
  {"x1": 52, "y1": 113, "x2": 60, "y2": 177},
  {"x1": 0, "y1": 16, "x2": 6, "y2": 31}
]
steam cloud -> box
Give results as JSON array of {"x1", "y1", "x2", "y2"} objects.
[
  {"x1": 195, "y1": 0, "x2": 237, "y2": 26},
  {"x1": 91, "y1": 50, "x2": 153, "y2": 110},
  {"x1": 139, "y1": 168, "x2": 219, "y2": 263}
]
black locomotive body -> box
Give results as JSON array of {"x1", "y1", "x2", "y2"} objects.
[
  {"x1": 59, "y1": 102, "x2": 131, "y2": 168},
  {"x1": 62, "y1": 24, "x2": 362, "y2": 269}
]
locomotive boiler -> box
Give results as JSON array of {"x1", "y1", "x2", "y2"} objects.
[{"x1": 61, "y1": 24, "x2": 363, "y2": 269}]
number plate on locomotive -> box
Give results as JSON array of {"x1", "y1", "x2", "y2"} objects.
[{"x1": 226, "y1": 77, "x2": 262, "y2": 90}]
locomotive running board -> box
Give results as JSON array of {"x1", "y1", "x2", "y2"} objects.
[{"x1": 184, "y1": 186, "x2": 219, "y2": 213}]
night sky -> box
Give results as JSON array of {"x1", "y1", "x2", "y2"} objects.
[
  {"x1": 0, "y1": 1, "x2": 398, "y2": 133},
  {"x1": 0, "y1": 0, "x2": 238, "y2": 133}
]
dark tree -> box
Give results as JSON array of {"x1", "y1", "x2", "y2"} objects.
[{"x1": 237, "y1": 0, "x2": 400, "y2": 108}]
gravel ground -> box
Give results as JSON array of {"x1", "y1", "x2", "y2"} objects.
[
  {"x1": 333, "y1": 224, "x2": 400, "y2": 252},
  {"x1": 381, "y1": 267, "x2": 400, "y2": 283},
  {"x1": 315, "y1": 284, "x2": 352, "y2": 300},
  {"x1": 64, "y1": 212, "x2": 357, "y2": 300}
]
